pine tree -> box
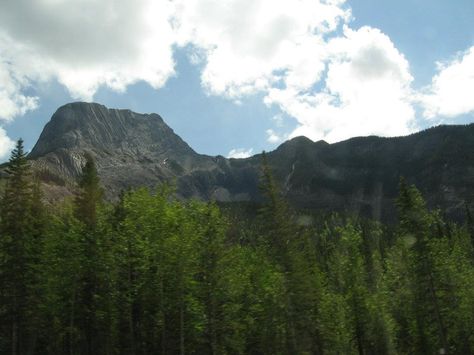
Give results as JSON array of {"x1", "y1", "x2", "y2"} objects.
[
  {"x1": 464, "y1": 203, "x2": 474, "y2": 259},
  {"x1": 1, "y1": 139, "x2": 31, "y2": 237},
  {"x1": 257, "y1": 152, "x2": 328, "y2": 354},
  {"x1": 257, "y1": 151, "x2": 294, "y2": 269},
  {"x1": 74, "y1": 154, "x2": 103, "y2": 229},
  {"x1": 0, "y1": 139, "x2": 37, "y2": 355},
  {"x1": 73, "y1": 154, "x2": 106, "y2": 354},
  {"x1": 395, "y1": 178, "x2": 448, "y2": 353}
]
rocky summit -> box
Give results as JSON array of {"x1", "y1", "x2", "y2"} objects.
[
  {"x1": 26, "y1": 102, "x2": 474, "y2": 221},
  {"x1": 27, "y1": 102, "x2": 263, "y2": 202}
]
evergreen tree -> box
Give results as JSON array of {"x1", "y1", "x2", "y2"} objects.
[
  {"x1": 73, "y1": 154, "x2": 110, "y2": 354},
  {"x1": 74, "y1": 154, "x2": 103, "y2": 229},
  {"x1": 257, "y1": 151, "x2": 294, "y2": 268},
  {"x1": 257, "y1": 152, "x2": 327, "y2": 354},
  {"x1": 0, "y1": 139, "x2": 39, "y2": 355},
  {"x1": 464, "y1": 203, "x2": 474, "y2": 259},
  {"x1": 1, "y1": 139, "x2": 32, "y2": 237},
  {"x1": 391, "y1": 178, "x2": 448, "y2": 353}
]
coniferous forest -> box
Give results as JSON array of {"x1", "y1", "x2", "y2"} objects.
[{"x1": 2, "y1": 139, "x2": 474, "y2": 355}]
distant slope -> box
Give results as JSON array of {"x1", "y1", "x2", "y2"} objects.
[{"x1": 26, "y1": 102, "x2": 474, "y2": 221}]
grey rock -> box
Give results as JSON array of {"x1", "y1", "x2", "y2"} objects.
[{"x1": 27, "y1": 102, "x2": 474, "y2": 221}]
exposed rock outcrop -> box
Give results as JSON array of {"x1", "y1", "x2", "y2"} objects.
[{"x1": 26, "y1": 102, "x2": 474, "y2": 221}]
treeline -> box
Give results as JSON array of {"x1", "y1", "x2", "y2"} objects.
[{"x1": 1, "y1": 139, "x2": 474, "y2": 355}]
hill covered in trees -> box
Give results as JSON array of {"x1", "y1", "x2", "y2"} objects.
[{"x1": 1, "y1": 138, "x2": 474, "y2": 354}]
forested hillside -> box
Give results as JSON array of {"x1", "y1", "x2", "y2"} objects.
[{"x1": 1, "y1": 139, "x2": 474, "y2": 355}]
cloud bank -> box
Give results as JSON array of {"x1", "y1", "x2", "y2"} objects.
[
  {"x1": 0, "y1": 0, "x2": 175, "y2": 113},
  {"x1": 0, "y1": 0, "x2": 473, "y2": 158},
  {"x1": 421, "y1": 47, "x2": 474, "y2": 119},
  {"x1": 265, "y1": 26, "x2": 416, "y2": 142}
]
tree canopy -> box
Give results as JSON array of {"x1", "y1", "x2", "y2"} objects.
[{"x1": 0, "y1": 146, "x2": 473, "y2": 354}]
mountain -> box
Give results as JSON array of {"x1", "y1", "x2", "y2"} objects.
[
  {"x1": 28, "y1": 102, "x2": 220, "y2": 198},
  {"x1": 25, "y1": 102, "x2": 474, "y2": 221}
]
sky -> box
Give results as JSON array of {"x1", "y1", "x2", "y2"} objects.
[{"x1": 0, "y1": 0, "x2": 473, "y2": 160}]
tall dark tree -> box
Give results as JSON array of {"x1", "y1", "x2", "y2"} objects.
[
  {"x1": 74, "y1": 154, "x2": 103, "y2": 229},
  {"x1": 258, "y1": 152, "x2": 327, "y2": 354},
  {"x1": 1, "y1": 139, "x2": 31, "y2": 235},
  {"x1": 257, "y1": 151, "x2": 295, "y2": 268},
  {"x1": 464, "y1": 203, "x2": 474, "y2": 258},
  {"x1": 73, "y1": 154, "x2": 109, "y2": 354},
  {"x1": 0, "y1": 139, "x2": 39, "y2": 355},
  {"x1": 394, "y1": 178, "x2": 449, "y2": 353}
]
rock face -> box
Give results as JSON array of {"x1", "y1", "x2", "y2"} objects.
[
  {"x1": 28, "y1": 102, "x2": 474, "y2": 221},
  {"x1": 29, "y1": 102, "x2": 221, "y2": 198}
]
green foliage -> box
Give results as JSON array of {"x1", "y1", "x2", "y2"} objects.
[
  {"x1": 1, "y1": 144, "x2": 474, "y2": 354},
  {"x1": 74, "y1": 154, "x2": 103, "y2": 229},
  {"x1": 0, "y1": 139, "x2": 47, "y2": 354}
]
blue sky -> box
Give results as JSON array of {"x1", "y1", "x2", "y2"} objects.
[{"x1": 0, "y1": 0, "x2": 473, "y2": 160}]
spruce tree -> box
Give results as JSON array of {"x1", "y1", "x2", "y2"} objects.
[
  {"x1": 0, "y1": 139, "x2": 36, "y2": 355},
  {"x1": 74, "y1": 154, "x2": 103, "y2": 229},
  {"x1": 1, "y1": 139, "x2": 31, "y2": 236},
  {"x1": 464, "y1": 203, "x2": 474, "y2": 258},
  {"x1": 257, "y1": 151, "x2": 294, "y2": 268},
  {"x1": 395, "y1": 178, "x2": 448, "y2": 353},
  {"x1": 73, "y1": 154, "x2": 106, "y2": 354},
  {"x1": 258, "y1": 152, "x2": 327, "y2": 354}
]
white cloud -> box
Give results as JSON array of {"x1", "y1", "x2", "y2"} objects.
[
  {"x1": 421, "y1": 47, "x2": 474, "y2": 119},
  {"x1": 1, "y1": 0, "x2": 340, "y2": 118},
  {"x1": 175, "y1": 2, "x2": 418, "y2": 143},
  {"x1": 174, "y1": 0, "x2": 350, "y2": 97},
  {"x1": 0, "y1": 0, "x2": 176, "y2": 117},
  {"x1": 227, "y1": 148, "x2": 254, "y2": 159},
  {"x1": 0, "y1": 0, "x2": 355, "y2": 135},
  {"x1": 0, "y1": 83, "x2": 39, "y2": 121},
  {"x1": 266, "y1": 129, "x2": 285, "y2": 144},
  {"x1": 0, "y1": 35, "x2": 41, "y2": 121},
  {"x1": 265, "y1": 26, "x2": 416, "y2": 142},
  {"x1": 0, "y1": 127, "x2": 15, "y2": 158}
]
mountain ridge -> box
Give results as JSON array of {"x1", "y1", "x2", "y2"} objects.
[{"x1": 23, "y1": 102, "x2": 474, "y2": 221}]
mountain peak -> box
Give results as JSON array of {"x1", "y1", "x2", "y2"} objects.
[
  {"x1": 27, "y1": 102, "x2": 206, "y2": 195},
  {"x1": 29, "y1": 102, "x2": 191, "y2": 159},
  {"x1": 287, "y1": 136, "x2": 315, "y2": 145}
]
